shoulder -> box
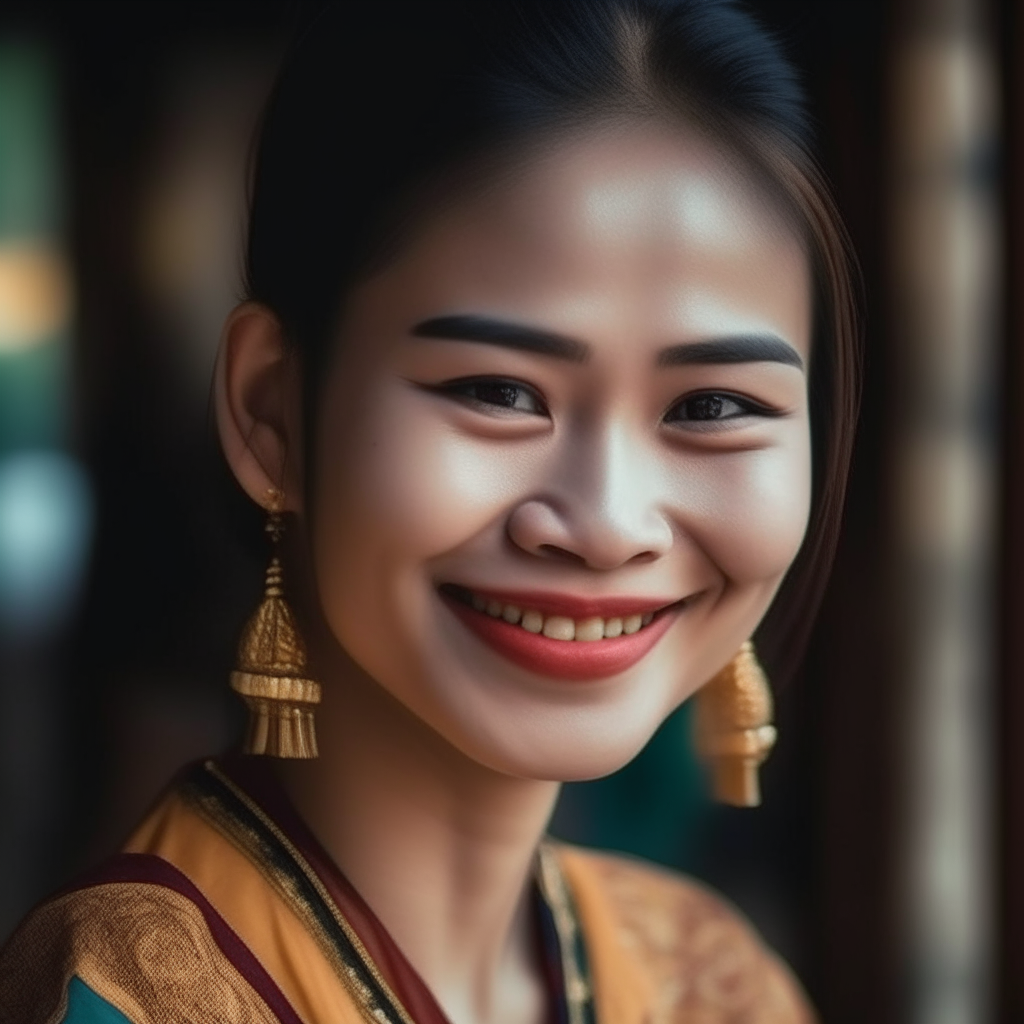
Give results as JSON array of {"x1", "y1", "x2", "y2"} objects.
[
  {"x1": 0, "y1": 854, "x2": 287, "y2": 1024},
  {"x1": 555, "y1": 844, "x2": 816, "y2": 1024}
]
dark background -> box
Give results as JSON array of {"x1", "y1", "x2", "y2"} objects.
[{"x1": 1, "y1": 3, "x2": 1019, "y2": 1022}]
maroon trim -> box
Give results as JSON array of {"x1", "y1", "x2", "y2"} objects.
[
  {"x1": 533, "y1": 891, "x2": 568, "y2": 1024},
  {"x1": 60, "y1": 852, "x2": 303, "y2": 1024},
  {"x1": 219, "y1": 755, "x2": 455, "y2": 1024}
]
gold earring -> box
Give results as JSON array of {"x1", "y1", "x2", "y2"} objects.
[
  {"x1": 693, "y1": 641, "x2": 776, "y2": 807},
  {"x1": 229, "y1": 488, "x2": 321, "y2": 758}
]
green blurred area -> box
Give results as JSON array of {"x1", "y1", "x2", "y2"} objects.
[
  {"x1": 0, "y1": 44, "x2": 62, "y2": 238},
  {"x1": 0, "y1": 42, "x2": 69, "y2": 455},
  {"x1": 0, "y1": 337, "x2": 67, "y2": 455}
]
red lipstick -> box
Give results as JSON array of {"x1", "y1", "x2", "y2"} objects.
[{"x1": 440, "y1": 586, "x2": 680, "y2": 681}]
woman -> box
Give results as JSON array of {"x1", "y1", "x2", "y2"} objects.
[{"x1": 0, "y1": 1, "x2": 858, "y2": 1022}]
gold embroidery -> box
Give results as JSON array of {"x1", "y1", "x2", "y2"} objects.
[
  {"x1": 564, "y1": 851, "x2": 814, "y2": 1024},
  {"x1": 536, "y1": 845, "x2": 593, "y2": 1024},
  {"x1": 190, "y1": 762, "x2": 415, "y2": 1024},
  {"x1": 0, "y1": 882, "x2": 282, "y2": 1024}
]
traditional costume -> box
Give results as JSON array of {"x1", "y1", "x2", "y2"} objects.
[{"x1": 0, "y1": 757, "x2": 811, "y2": 1024}]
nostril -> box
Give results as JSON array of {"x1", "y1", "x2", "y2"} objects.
[
  {"x1": 539, "y1": 543, "x2": 586, "y2": 564},
  {"x1": 627, "y1": 550, "x2": 659, "y2": 566}
]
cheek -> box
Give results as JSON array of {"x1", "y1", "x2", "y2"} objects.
[
  {"x1": 675, "y1": 434, "x2": 812, "y2": 584},
  {"x1": 315, "y1": 382, "x2": 541, "y2": 566}
]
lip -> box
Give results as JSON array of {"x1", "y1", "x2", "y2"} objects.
[{"x1": 440, "y1": 586, "x2": 683, "y2": 682}]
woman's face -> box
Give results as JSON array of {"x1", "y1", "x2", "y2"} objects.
[{"x1": 311, "y1": 125, "x2": 812, "y2": 780}]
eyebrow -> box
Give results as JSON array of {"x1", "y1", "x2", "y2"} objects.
[
  {"x1": 412, "y1": 315, "x2": 589, "y2": 362},
  {"x1": 412, "y1": 314, "x2": 803, "y2": 371},
  {"x1": 657, "y1": 334, "x2": 804, "y2": 371}
]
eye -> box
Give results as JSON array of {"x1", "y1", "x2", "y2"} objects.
[
  {"x1": 664, "y1": 391, "x2": 777, "y2": 425},
  {"x1": 435, "y1": 376, "x2": 548, "y2": 415}
]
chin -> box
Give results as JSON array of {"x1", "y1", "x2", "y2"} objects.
[
  {"x1": 460, "y1": 712, "x2": 670, "y2": 782},
  {"x1": 414, "y1": 637, "x2": 687, "y2": 782}
]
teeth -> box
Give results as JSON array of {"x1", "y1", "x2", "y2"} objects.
[
  {"x1": 521, "y1": 610, "x2": 544, "y2": 633},
  {"x1": 464, "y1": 591, "x2": 661, "y2": 642},
  {"x1": 575, "y1": 617, "x2": 605, "y2": 642},
  {"x1": 542, "y1": 616, "x2": 575, "y2": 641}
]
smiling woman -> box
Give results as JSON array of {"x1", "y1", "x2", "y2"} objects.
[
  {"x1": 296, "y1": 125, "x2": 815, "y2": 790},
  {"x1": 0, "y1": 3, "x2": 858, "y2": 1024}
]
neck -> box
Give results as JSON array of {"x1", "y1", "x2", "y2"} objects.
[{"x1": 277, "y1": 654, "x2": 560, "y2": 1024}]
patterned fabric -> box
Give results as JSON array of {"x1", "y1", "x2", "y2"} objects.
[
  {"x1": 0, "y1": 855, "x2": 297, "y2": 1024},
  {"x1": 0, "y1": 758, "x2": 814, "y2": 1024},
  {"x1": 559, "y1": 848, "x2": 815, "y2": 1024}
]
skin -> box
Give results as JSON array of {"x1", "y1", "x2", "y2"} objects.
[{"x1": 216, "y1": 124, "x2": 812, "y2": 1024}]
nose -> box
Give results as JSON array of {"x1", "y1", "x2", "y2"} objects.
[{"x1": 506, "y1": 424, "x2": 674, "y2": 570}]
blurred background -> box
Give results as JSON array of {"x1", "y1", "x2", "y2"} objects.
[{"x1": 0, "y1": 1, "x2": 1020, "y2": 1022}]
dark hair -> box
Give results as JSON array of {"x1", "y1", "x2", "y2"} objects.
[{"x1": 244, "y1": 0, "x2": 860, "y2": 679}]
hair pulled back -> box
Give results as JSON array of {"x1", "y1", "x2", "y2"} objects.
[{"x1": 244, "y1": 0, "x2": 860, "y2": 676}]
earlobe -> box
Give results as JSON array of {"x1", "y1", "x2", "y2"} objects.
[{"x1": 214, "y1": 302, "x2": 304, "y2": 512}]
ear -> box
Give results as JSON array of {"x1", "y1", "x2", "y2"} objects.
[{"x1": 214, "y1": 302, "x2": 305, "y2": 513}]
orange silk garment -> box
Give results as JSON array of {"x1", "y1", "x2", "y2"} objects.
[{"x1": 0, "y1": 758, "x2": 814, "y2": 1024}]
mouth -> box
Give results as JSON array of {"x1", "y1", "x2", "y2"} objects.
[{"x1": 438, "y1": 583, "x2": 686, "y2": 681}]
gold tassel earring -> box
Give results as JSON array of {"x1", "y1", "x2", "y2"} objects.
[
  {"x1": 230, "y1": 487, "x2": 321, "y2": 758},
  {"x1": 694, "y1": 641, "x2": 776, "y2": 806}
]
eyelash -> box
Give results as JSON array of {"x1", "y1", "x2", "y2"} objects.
[
  {"x1": 433, "y1": 377, "x2": 780, "y2": 425},
  {"x1": 663, "y1": 390, "x2": 782, "y2": 426},
  {"x1": 433, "y1": 376, "x2": 548, "y2": 415}
]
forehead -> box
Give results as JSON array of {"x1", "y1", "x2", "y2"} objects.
[{"x1": 357, "y1": 125, "x2": 811, "y2": 358}]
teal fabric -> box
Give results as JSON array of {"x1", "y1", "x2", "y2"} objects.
[{"x1": 61, "y1": 976, "x2": 132, "y2": 1024}]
